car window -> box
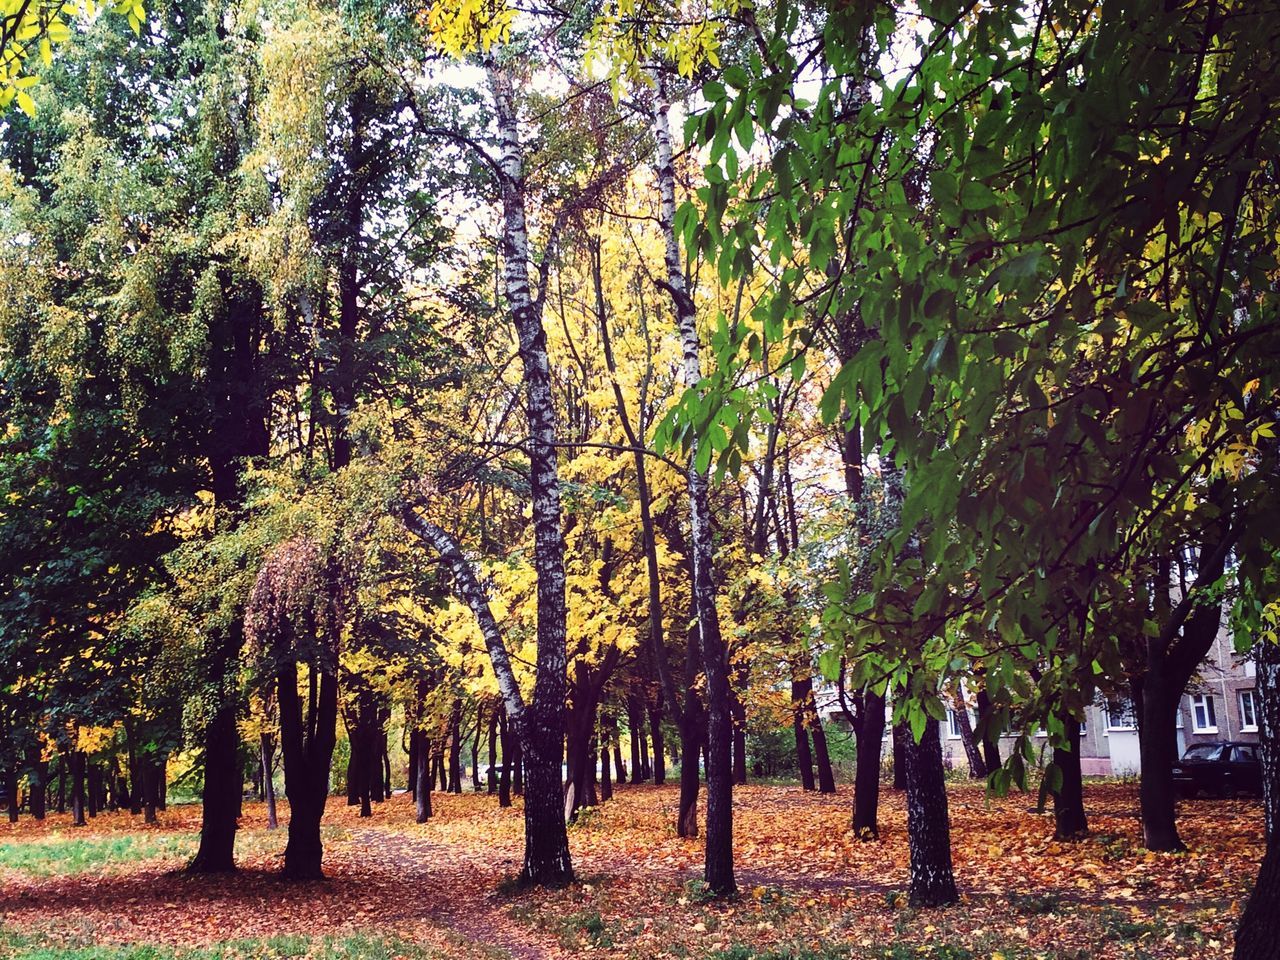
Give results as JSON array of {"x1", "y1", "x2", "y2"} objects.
[
  {"x1": 1232, "y1": 746, "x2": 1257, "y2": 763},
  {"x1": 1183, "y1": 744, "x2": 1223, "y2": 761}
]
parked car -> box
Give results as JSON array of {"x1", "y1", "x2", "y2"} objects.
[{"x1": 1172, "y1": 741, "x2": 1262, "y2": 798}]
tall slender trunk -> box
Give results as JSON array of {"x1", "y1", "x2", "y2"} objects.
[
  {"x1": 803, "y1": 689, "x2": 836, "y2": 794},
  {"x1": 627, "y1": 688, "x2": 646, "y2": 783},
  {"x1": 1139, "y1": 523, "x2": 1234, "y2": 851},
  {"x1": 649, "y1": 698, "x2": 666, "y2": 785},
  {"x1": 498, "y1": 710, "x2": 513, "y2": 808},
  {"x1": 852, "y1": 690, "x2": 886, "y2": 837},
  {"x1": 599, "y1": 714, "x2": 613, "y2": 802},
  {"x1": 974, "y1": 687, "x2": 1003, "y2": 772},
  {"x1": 488, "y1": 706, "x2": 500, "y2": 794},
  {"x1": 26, "y1": 753, "x2": 45, "y2": 821},
  {"x1": 904, "y1": 716, "x2": 958, "y2": 907},
  {"x1": 1052, "y1": 716, "x2": 1087, "y2": 840},
  {"x1": 653, "y1": 79, "x2": 735, "y2": 897},
  {"x1": 486, "y1": 60, "x2": 573, "y2": 887},
  {"x1": 1235, "y1": 638, "x2": 1280, "y2": 960},
  {"x1": 950, "y1": 690, "x2": 987, "y2": 780},
  {"x1": 793, "y1": 675, "x2": 816, "y2": 790},
  {"x1": 70, "y1": 750, "x2": 86, "y2": 827},
  {"x1": 447, "y1": 699, "x2": 463, "y2": 794},
  {"x1": 5, "y1": 768, "x2": 16, "y2": 823},
  {"x1": 415, "y1": 733, "x2": 433, "y2": 823},
  {"x1": 143, "y1": 760, "x2": 159, "y2": 824},
  {"x1": 279, "y1": 657, "x2": 340, "y2": 880},
  {"x1": 892, "y1": 721, "x2": 908, "y2": 790},
  {"x1": 87, "y1": 764, "x2": 99, "y2": 817},
  {"x1": 190, "y1": 278, "x2": 269, "y2": 873},
  {"x1": 261, "y1": 733, "x2": 278, "y2": 830}
]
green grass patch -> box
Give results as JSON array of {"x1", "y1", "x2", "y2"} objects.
[
  {"x1": 0, "y1": 930, "x2": 449, "y2": 960},
  {"x1": 0, "y1": 835, "x2": 196, "y2": 877}
]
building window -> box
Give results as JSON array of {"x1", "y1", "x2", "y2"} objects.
[
  {"x1": 1240, "y1": 690, "x2": 1258, "y2": 733},
  {"x1": 1104, "y1": 698, "x2": 1137, "y2": 732},
  {"x1": 1190, "y1": 694, "x2": 1217, "y2": 733},
  {"x1": 945, "y1": 708, "x2": 961, "y2": 739}
]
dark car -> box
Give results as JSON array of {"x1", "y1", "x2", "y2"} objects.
[{"x1": 1172, "y1": 741, "x2": 1262, "y2": 798}]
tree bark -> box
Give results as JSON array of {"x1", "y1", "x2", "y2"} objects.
[
  {"x1": 498, "y1": 710, "x2": 513, "y2": 808},
  {"x1": 488, "y1": 705, "x2": 500, "y2": 794},
  {"x1": 27, "y1": 752, "x2": 45, "y2": 821},
  {"x1": 279, "y1": 658, "x2": 339, "y2": 880},
  {"x1": 70, "y1": 750, "x2": 86, "y2": 827},
  {"x1": 190, "y1": 275, "x2": 269, "y2": 873},
  {"x1": 261, "y1": 733, "x2": 278, "y2": 830},
  {"x1": 793, "y1": 675, "x2": 816, "y2": 790},
  {"x1": 415, "y1": 733, "x2": 433, "y2": 823},
  {"x1": 653, "y1": 79, "x2": 735, "y2": 897},
  {"x1": 599, "y1": 714, "x2": 613, "y2": 802},
  {"x1": 447, "y1": 698, "x2": 463, "y2": 794},
  {"x1": 1139, "y1": 525, "x2": 1234, "y2": 851},
  {"x1": 852, "y1": 690, "x2": 886, "y2": 838},
  {"x1": 5, "y1": 768, "x2": 17, "y2": 823},
  {"x1": 974, "y1": 687, "x2": 1003, "y2": 773},
  {"x1": 649, "y1": 698, "x2": 666, "y2": 785},
  {"x1": 1235, "y1": 637, "x2": 1280, "y2": 960},
  {"x1": 892, "y1": 721, "x2": 908, "y2": 790},
  {"x1": 1052, "y1": 717, "x2": 1088, "y2": 840},
  {"x1": 950, "y1": 690, "x2": 987, "y2": 780},
  {"x1": 904, "y1": 716, "x2": 958, "y2": 907}
]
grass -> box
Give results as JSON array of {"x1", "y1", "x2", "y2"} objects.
[
  {"x1": 0, "y1": 930, "x2": 450, "y2": 960},
  {"x1": 0, "y1": 835, "x2": 195, "y2": 877}
]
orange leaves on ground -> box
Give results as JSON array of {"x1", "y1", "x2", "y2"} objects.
[{"x1": 0, "y1": 782, "x2": 1261, "y2": 959}]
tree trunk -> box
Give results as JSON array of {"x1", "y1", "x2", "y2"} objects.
[
  {"x1": 649, "y1": 699, "x2": 666, "y2": 785},
  {"x1": 498, "y1": 710, "x2": 513, "y2": 808},
  {"x1": 190, "y1": 270, "x2": 269, "y2": 873},
  {"x1": 27, "y1": 753, "x2": 45, "y2": 821},
  {"x1": 447, "y1": 699, "x2": 463, "y2": 794},
  {"x1": 56, "y1": 755, "x2": 65, "y2": 814},
  {"x1": 653, "y1": 80, "x2": 735, "y2": 898},
  {"x1": 853, "y1": 690, "x2": 886, "y2": 838},
  {"x1": 512, "y1": 737, "x2": 523, "y2": 795},
  {"x1": 126, "y1": 725, "x2": 143, "y2": 815},
  {"x1": 488, "y1": 706, "x2": 499, "y2": 794},
  {"x1": 1235, "y1": 637, "x2": 1280, "y2": 960},
  {"x1": 1138, "y1": 672, "x2": 1188, "y2": 851},
  {"x1": 904, "y1": 716, "x2": 958, "y2": 907},
  {"x1": 628, "y1": 688, "x2": 645, "y2": 783},
  {"x1": 5, "y1": 768, "x2": 17, "y2": 823},
  {"x1": 1052, "y1": 717, "x2": 1087, "y2": 840},
  {"x1": 892, "y1": 720, "x2": 908, "y2": 790},
  {"x1": 599, "y1": 715, "x2": 613, "y2": 802},
  {"x1": 87, "y1": 764, "x2": 99, "y2": 817},
  {"x1": 1139, "y1": 520, "x2": 1235, "y2": 851},
  {"x1": 261, "y1": 733, "x2": 278, "y2": 830},
  {"x1": 279, "y1": 659, "x2": 340, "y2": 880},
  {"x1": 807, "y1": 704, "x2": 836, "y2": 794},
  {"x1": 793, "y1": 674, "x2": 816, "y2": 790},
  {"x1": 974, "y1": 688, "x2": 1003, "y2": 773},
  {"x1": 415, "y1": 734, "x2": 433, "y2": 823},
  {"x1": 730, "y1": 686, "x2": 748, "y2": 786},
  {"x1": 143, "y1": 760, "x2": 159, "y2": 825},
  {"x1": 70, "y1": 750, "x2": 86, "y2": 827},
  {"x1": 950, "y1": 690, "x2": 987, "y2": 780}
]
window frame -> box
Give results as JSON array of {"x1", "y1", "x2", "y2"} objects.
[
  {"x1": 1190, "y1": 694, "x2": 1218, "y2": 734},
  {"x1": 1239, "y1": 689, "x2": 1258, "y2": 733}
]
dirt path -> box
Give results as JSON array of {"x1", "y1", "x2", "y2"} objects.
[{"x1": 347, "y1": 828, "x2": 568, "y2": 960}]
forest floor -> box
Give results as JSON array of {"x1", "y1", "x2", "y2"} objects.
[{"x1": 0, "y1": 781, "x2": 1262, "y2": 960}]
